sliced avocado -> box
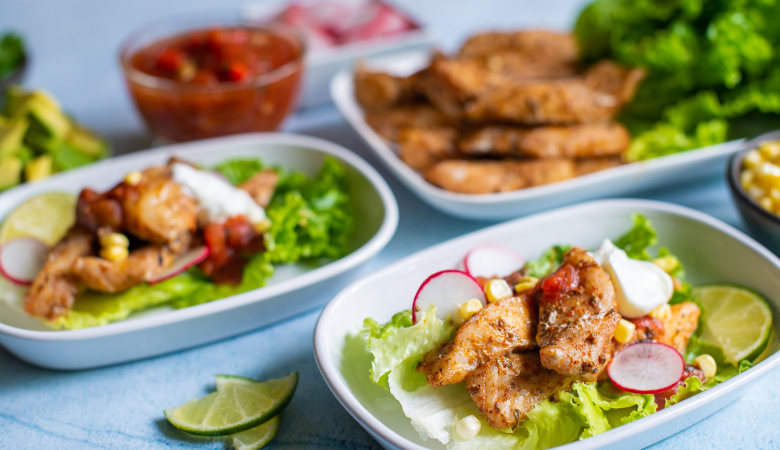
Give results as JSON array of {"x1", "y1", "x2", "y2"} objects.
[
  {"x1": 27, "y1": 98, "x2": 71, "y2": 139},
  {"x1": 52, "y1": 141, "x2": 95, "y2": 171},
  {"x1": 14, "y1": 145, "x2": 34, "y2": 163},
  {"x1": 65, "y1": 125, "x2": 106, "y2": 158},
  {"x1": 6, "y1": 88, "x2": 61, "y2": 118},
  {"x1": 25, "y1": 154, "x2": 53, "y2": 182},
  {"x1": 3, "y1": 85, "x2": 30, "y2": 116},
  {"x1": 0, "y1": 157, "x2": 23, "y2": 190},
  {"x1": 0, "y1": 116, "x2": 28, "y2": 154},
  {"x1": 24, "y1": 130, "x2": 59, "y2": 153}
]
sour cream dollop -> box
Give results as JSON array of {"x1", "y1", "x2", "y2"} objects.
[
  {"x1": 592, "y1": 239, "x2": 673, "y2": 318},
  {"x1": 172, "y1": 163, "x2": 266, "y2": 225}
]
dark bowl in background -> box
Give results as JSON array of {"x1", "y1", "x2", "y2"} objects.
[
  {"x1": 728, "y1": 130, "x2": 780, "y2": 255},
  {"x1": 0, "y1": 57, "x2": 27, "y2": 93}
]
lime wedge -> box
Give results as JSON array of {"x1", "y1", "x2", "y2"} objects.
[
  {"x1": 216, "y1": 374, "x2": 258, "y2": 391},
  {"x1": 0, "y1": 192, "x2": 76, "y2": 245},
  {"x1": 694, "y1": 285, "x2": 773, "y2": 363},
  {"x1": 232, "y1": 415, "x2": 281, "y2": 450},
  {"x1": 165, "y1": 372, "x2": 298, "y2": 436}
]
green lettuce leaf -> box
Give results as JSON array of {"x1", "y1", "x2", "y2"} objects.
[
  {"x1": 363, "y1": 309, "x2": 414, "y2": 342},
  {"x1": 213, "y1": 158, "x2": 264, "y2": 185},
  {"x1": 615, "y1": 214, "x2": 658, "y2": 260},
  {"x1": 571, "y1": 382, "x2": 657, "y2": 438},
  {"x1": 365, "y1": 305, "x2": 456, "y2": 384},
  {"x1": 523, "y1": 245, "x2": 572, "y2": 278}
]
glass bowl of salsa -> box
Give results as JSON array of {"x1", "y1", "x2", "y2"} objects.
[{"x1": 120, "y1": 13, "x2": 305, "y2": 142}]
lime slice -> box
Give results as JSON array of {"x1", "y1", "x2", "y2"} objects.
[
  {"x1": 694, "y1": 285, "x2": 773, "y2": 363},
  {"x1": 0, "y1": 193, "x2": 76, "y2": 246},
  {"x1": 165, "y1": 372, "x2": 298, "y2": 436},
  {"x1": 216, "y1": 374, "x2": 258, "y2": 391},
  {"x1": 232, "y1": 415, "x2": 281, "y2": 450}
]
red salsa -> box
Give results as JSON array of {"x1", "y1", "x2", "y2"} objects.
[{"x1": 124, "y1": 26, "x2": 304, "y2": 142}]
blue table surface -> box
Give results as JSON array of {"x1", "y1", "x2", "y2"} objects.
[{"x1": 2, "y1": 1, "x2": 779, "y2": 449}]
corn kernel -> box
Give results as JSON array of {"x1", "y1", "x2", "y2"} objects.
[
  {"x1": 649, "y1": 303, "x2": 671, "y2": 320},
  {"x1": 457, "y1": 298, "x2": 483, "y2": 323},
  {"x1": 124, "y1": 170, "x2": 143, "y2": 186},
  {"x1": 614, "y1": 318, "x2": 636, "y2": 344},
  {"x1": 514, "y1": 276, "x2": 539, "y2": 293},
  {"x1": 694, "y1": 354, "x2": 717, "y2": 378},
  {"x1": 740, "y1": 170, "x2": 754, "y2": 190},
  {"x1": 99, "y1": 232, "x2": 129, "y2": 248},
  {"x1": 485, "y1": 279, "x2": 513, "y2": 303},
  {"x1": 760, "y1": 196, "x2": 774, "y2": 211},
  {"x1": 100, "y1": 245, "x2": 129, "y2": 262},
  {"x1": 455, "y1": 415, "x2": 481, "y2": 440},
  {"x1": 760, "y1": 141, "x2": 780, "y2": 160},
  {"x1": 652, "y1": 256, "x2": 679, "y2": 274},
  {"x1": 743, "y1": 149, "x2": 764, "y2": 169},
  {"x1": 747, "y1": 185, "x2": 765, "y2": 199}
]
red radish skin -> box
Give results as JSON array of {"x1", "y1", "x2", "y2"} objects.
[
  {"x1": 463, "y1": 244, "x2": 524, "y2": 278},
  {"x1": 149, "y1": 246, "x2": 210, "y2": 285},
  {"x1": 0, "y1": 238, "x2": 50, "y2": 286},
  {"x1": 608, "y1": 342, "x2": 685, "y2": 394},
  {"x1": 412, "y1": 270, "x2": 486, "y2": 324}
]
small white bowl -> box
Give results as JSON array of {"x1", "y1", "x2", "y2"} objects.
[
  {"x1": 314, "y1": 199, "x2": 780, "y2": 450},
  {"x1": 331, "y1": 52, "x2": 743, "y2": 221},
  {"x1": 0, "y1": 133, "x2": 398, "y2": 370}
]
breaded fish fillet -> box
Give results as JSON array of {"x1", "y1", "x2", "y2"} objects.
[
  {"x1": 423, "y1": 159, "x2": 574, "y2": 194},
  {"x1": 365, "y1": 104, "x2": 452, "y2": 142},
  {"x1": 458, "y1": 30, "x2": 579, "y2": 64},
  {"x1": 71, "y1": 245, "x2": 174, "y2": 294},
  {"x1": 535, "y1": 248, "x2": 620, "y2": 381},
  {"x1": 465, "y1": 352, "x2": 573, "y2": 429},
  {"x1": 24, "y1": 227, "x2": 93, "y2": 320},
  {"x1": 458, "y1": 123, "x2": 630, "y2": 159},
  {"x1": 416, "y1": 295, "x2": 537, "y2": 387},
  {"x1": 354, "y1": 64, "x2": 419, "y2": 110},
  {"x1": 398, "y1": 127, "x2": 459, "y2": 170}
]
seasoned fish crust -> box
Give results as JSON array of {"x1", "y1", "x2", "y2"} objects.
[
  {"x1": 354, "y1": 64, "x2": 419, "y2": 110},
  {"x1": 458, "y1": 123, "x2": 630, "y2": 159},
  {"x1": 466, "y1": 351, "x2": 573, "y2": 429},
  {"x1": 416, "y1": 295, "x2": 537, "y2": 387},
  {"x1": 424, "y1": 159, "x2": 575, "y2": 194},
  {"x1": 398, "y1": 127, "x2": 459, "y2": 171},
  {"x1": 458, "y1": 30, "x2": 579, "y2": 64},
  {"x1": 536, "y1": 248, "x2": 620, "y2": 381},
  {"x1": 365, "y1": 104, "x2": 452, "y2": 142},
  {"x1": 72, "y1": 245, "x2": 174, "y2": 293},
  {"x1": 239, "y1": 169, "x2": 278, "y2": 208},
  {"x1": 24, "y1": 227, "x2": 93, "y2": 320}
]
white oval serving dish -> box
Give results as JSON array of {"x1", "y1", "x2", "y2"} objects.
[
  {"x1": 0, "y1": 133, "x2": 398, "y2": 370},
  {"x1": 330, "y1": 52, "x2": 743, "y2": 221},
  {"x1": 314, "y1": 199, "x2": 780, "y2": 450}
]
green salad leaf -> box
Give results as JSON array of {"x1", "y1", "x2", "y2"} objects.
[
  {"x1": 576, "y1": 0, "x2": 780, "y2": 160},
  {"x1": 615, "y1": 214, "x2": 658, "y2": 260},
  {"x1": 54, "y1": 157, "x2": 353, "y2": 330},
  {"x1": 571, "y1": 382, "x2": 657, "y2": 438},
  {"x1": 523, "y1": 245, "x2": 572, "y2": 278}
]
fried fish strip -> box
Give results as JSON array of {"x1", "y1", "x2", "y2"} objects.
[
  {"x1": 660, "y1": 302, "x2": 701, "y2": 354},
  {"x1": 423, "y1": 159, "x2": 575, "y2": 194},
  {"x1": 465, "y1": 352, "x2": 573, "y2": 429},
  {"x1": 71, "y1": 245, "x2": 174, "y2": 293},
  {"x1": 365, "y1": 104, "x2": 452, "y2": 142},
  {"x1": 24, "y1": 227, "x2": 93, "y2": 320},
  {"x1": 463, "y1": 61, "x2": 645, "y2": 125},
  {"x1": 354, "y1": 64, "x2": 419, "y2": 110},
  {"x1": 458, "y1": 123, "x2": 630, "y2": 159},
  {"x1": 536, "y1": 248, "x2": 620, "y2": 381},
  {"x1": 575, "y1": 157, "x2": 623, "y2": 176},
  {"x1": 398, "y1": 127, "x2": 459, "y2": 170},
  {"x1": 416, "y1": 295, "x2": 537, "y2": 387},
  {"x1": 122, "y1": 167, "x2": 197, "y2": 253},
  {"x1": 458, "y1": 30, "x2": 579, "y2": 64},
  {"x1": 239, "y1": 169, "x2": 278, "y2": 208}
]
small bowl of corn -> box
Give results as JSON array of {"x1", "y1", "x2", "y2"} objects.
[{"x1": 728, "y1": 130, "x2": 780, "y2": 254}]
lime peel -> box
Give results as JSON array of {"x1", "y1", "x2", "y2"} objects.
[
  {"x1": 165, "y1": 372, "x2": 298, "y2": 437},
  {"x1": 232, "y1": 415, "x2": 281, "y2": 450}
]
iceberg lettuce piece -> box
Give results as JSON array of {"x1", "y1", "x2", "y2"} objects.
[
  {"x1": 572, "y1": 382, "x2": 656, "y2": 438},
  {"x1": 366, "y1": 305, "x2": 456, "y2": 384}
]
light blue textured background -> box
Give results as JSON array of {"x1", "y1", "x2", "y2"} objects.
[{"x1": 1, "y1": 1, "x2": 779, "y2": 449}]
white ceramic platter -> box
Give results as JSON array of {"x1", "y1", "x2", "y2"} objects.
[
  {"x1": 331, "y1": 52, "x2": 744, "y2": 221},
  {"x1": 314, "y1": 199, "x2": 780, "y2": 450},
  {"x1": 0, "y1": 133, "x2": 398, "y2": 370}
]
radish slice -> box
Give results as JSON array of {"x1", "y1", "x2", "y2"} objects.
[
  {"x1": 149, "y1": 246, "x2": 210, "y2": 285},
  {"x1": 412, "y1": 270, "x2": 486, "y2": 324},
  {"x1": 463, "y1": 245, "x2": 524, "y2": 278},
  {"x1": 0, "y1": 238, "x2": 49, "y2": 286},
  {"x1": 608, "y1": 342, "x2": 685, "y2": 394}
]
